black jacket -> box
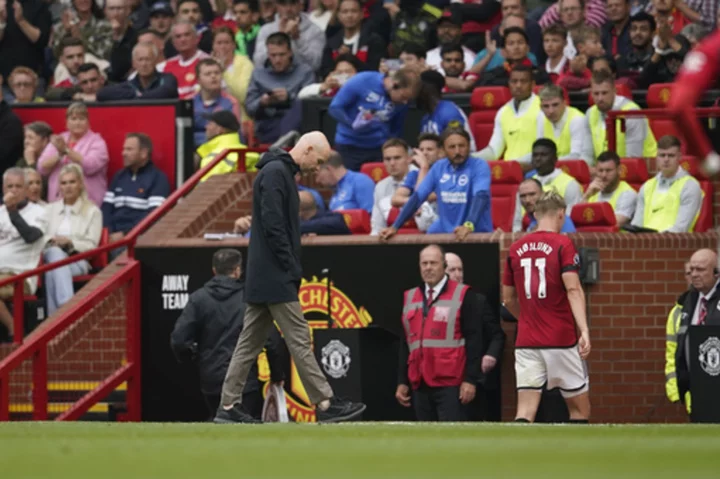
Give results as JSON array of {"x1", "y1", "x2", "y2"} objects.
[
  {"x1": 397, "y1": 277, "x2": 485, "y2": 388},
  {"x1": 0, "y1": 101, "x2": 24, "y2": 177},
  {"x1": 97, "y1": 72, "x2": 179, "y2": 101},
  {"x1": 108, "y1": 26, "x2": 139, "y2": 83},
  {"x1": 675, "y1": 286, "x2": 720, "y2": 402},
  {"x1": 246, "y1": 148, "x2": 302, "y2": 304},
  {"x1": 638, "y1": 35, "x2": 690, "y2": 89},
  {"x1": 320, "y1": 27, "x2": 386, "y2": 78},
  {"x1": 0, "y1": 0, "x2": 52, "y2": 79},
  {"x1": 170, "y1": 275, "x2": 285, "y2": 395},
  {"x1": 477, "y1": 292, "x2": 505, "y2": 388},
  {"x1": 300, "y1": 211, "x2": 351, "y2": 236},
  {"x1": 476, "y1": 65, "x2": 550, "y2": 87}
]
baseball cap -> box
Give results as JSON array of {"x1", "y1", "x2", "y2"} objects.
[
  {"x1": 437, "y1": 9, "x2": 462, "y2": 27},
  {"x1": 203, "y1": 110, "x2": 240, "y2": 132},
  {"x1": 149, "y1": 2, "x2": 174, "y2": 17}
]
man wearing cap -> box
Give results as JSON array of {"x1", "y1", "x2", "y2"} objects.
[
  {"x1": 425, "y1": 10, "x2": 476, "y2": 75},
  {"x1": 195, "y1": 110, "x2": 259, "y2": 178},
  {"x1": 149, "y1": 2, "x2": 174, "y2": 38}
]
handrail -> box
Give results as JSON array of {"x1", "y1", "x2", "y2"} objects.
[{"x1": 0, "y1": 147, "x2": 266, "y2": 345}]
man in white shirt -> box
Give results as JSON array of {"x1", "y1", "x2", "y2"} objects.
[
  {"x1": 536, "y1": 84, "x2": 593, "y2": 164},
  {"x1": 425, "y1": 10, "x2": 475, "y2": 75},
  {"x1": 370, "y1": 138, "x2": 415, "y2": 235},
  {"x1": 0, "y1": 168, "x2": 48, "y2": 340}
]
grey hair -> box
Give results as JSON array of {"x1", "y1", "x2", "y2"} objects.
[
  {"x1": 3, "y1": 167, "x2": 26, "y2": 183},
  {"x1": 133, "y1": 41, "x2": 159, "y2": 60},
  {"x1": 24, "y1": 167, "x2": 41, "y2": 182},
  {"x1": 172, "y1": 19, "x2": 198, "y2": 36}
]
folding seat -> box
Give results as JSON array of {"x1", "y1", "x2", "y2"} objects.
[
  {"x1": 619, "y1": 157, "x2": 648, "y2": 191},
  {"x1": 570, "y1": 202, "x2": 619, "y2": 232},
  {"x1": 340, "y1": 209, "x2": 371, "y2": 234},
  {"x1": 360, "y1": 162, "x2": 388, "y2": 183},
  {"x1": 468, "y1": 87, "x2": 512, "y2": 150},
  {"x1": 387, "y1": 207, "x2": 421, "y2": 235}
]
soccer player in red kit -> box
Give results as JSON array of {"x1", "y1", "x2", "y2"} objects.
[
  {"x1": 667, "y1": 29, "x2": 720, "y2": 174},
  {"x1": 502, "y1": 191, "x2": 591, "y2": 423}
]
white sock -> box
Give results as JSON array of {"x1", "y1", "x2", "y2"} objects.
[{"x1": 317, "y1": 399, "x2": 331, "y2": 411}]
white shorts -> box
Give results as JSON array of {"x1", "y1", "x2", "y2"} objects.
[{"x1": 515, "y1": 347, "x2": 589, "y2": 398}]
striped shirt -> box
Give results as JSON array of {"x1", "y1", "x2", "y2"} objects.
[{"x1": 539, "y1": 0, "x2": 608, "y2": 29}]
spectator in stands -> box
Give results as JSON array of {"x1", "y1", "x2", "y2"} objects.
[
  {"x1": 542, "y1": 24, "x2": 569, "y2": 82},
  {"x1": 299, "y1": 190, "x2": 351, "y2": 235},
  {"x1": 299, "y1": 53, "x2": 360, "y2": 99},
  {"x1": 192, "y1": 58, "x2": 240, "y2": 147},
  {"x1": 586, "y1": 70, "x2": 656, "y2": 159},
  {"x1": 253, "y1": 0, "x2": 325, "y2": 72},
  {"x1": 37, "y1": 102, "x2": 109, "y2": 207},
  {"x1": 7, "y1": 67, "x2": 43, "y2": 103},
  {"x1": 211, "y1": 26, "x2": 254, "y2": 122},
  {"x1": 258, "y1": 0, "x2": 277, "y2": 24},
  {"x1": 0, "y1": 167, "x2": 48, "y2": 340},
  {"x1": 440, "y1": 44, "x2": 479, "y2": 93},
  {"x1": 20, "y1": 122, "x2": 52, "y2": 168},
  {"x1": 631, "y1": 135, "x2": 702, "y2": 232},
  {"x1": 233, "y1": 0, "x2": 262, "y2": 59},
  {"x1": 72, "y1": 64, "x2": 106, "y2": 102},
  {"x1": 138, "y1": 28, "x2": 168, "y2": 67},
  {"x1": 309, "y1": 0, "x2": 338, "y2": 33},
  {"x1": 52, "y1": 0, "x2": 113, "y2": 61},
  {"x1": 329, "y1": 67, "x2": 418, "y2": 171},
  {"x1": 636, "y1": 13, "x2": 690, "y2": 87},
  {"x1": 245, "y1": 32, "x2": 314, "y2": 144},
  {"x1": 511, "y1": 139, "x2": 582, "y2": 231},
  {"x1": 296, "y1": 172, "x2": 326, "y2": 212},
  {"x1": 581, "y1": 151, "x2": 637, "y2": 226},
  {"x1": 476, "y1": 27, "x2": 548, "y2": 87},
  {"x1": 651, "y1": 0, "x2": 700, "y2": 35},
  {"x1": 196, "y1": 110, "x2": 258, "y2": 179},
  {"x1": 53, "y1": 37, "x2": 87, "y2": 88},
  {"x1": 387, "y1": 0, "x2": 439, "y2": 56},
  {"x1": 383, "y1": 127, "x2": 492, "y2": 239},
  {"x1": 474, "y1": 65, "x2": 540, "y2": 167},
  {"x1": 129, "y1": 0, "x2": 150, "y2": 30},
  {"x1": 680, "y1": 23, "x2": 710, "y2": 48},
  {"x1": 417, "y1": 70, "x2": 476, "y2": 151},
  {"x1": 557, "y1": 26, "x2": 605, "y2": 90},
  {"x1": 603, "y1": 0, "x2": 632, "y2": 59},
  {"x1": 540, "y1": 0, "x2": 607, "y2": 31},
  {"x1": 616, "y1": 12, "x2": 654, "y2": 81},
  {"x1": 49, "y1": 54, "x2": 110, "y2": 101},
  {"x1": 0, "y1": 87, "x2": 23, "y2": 177},
  {"x1": 0, "y1": 0, "x2": 51, "y2": 83},
  {"x1": 42, "y1": 164, "x2": 102, "y2": 316},
  {"x1": 25, "y1": 168, "x2": 45, "y2": 205},
  {"x1": 490, "y1": 0, "x2": 544, "y2": 62},
  {"x1": 472, "y1": 16, "x2": 537, "y2": 75},
  {"x1": 370, "y1": 138, "x2": 414, "y2": 235},
  {"x1": 315, "y1": 151, "x2": 374, "y2": 213},
  {"x1": 103, "y1": 133, "x2": 170, "y2": 252},
  {"x1": 536, "y1": 84, "x2": 593, "y2": 164},
  {"x1": 380, "y1": 45, "x2": 428, "y2": 74},
  {"x1": 105, "y1": 0, "x2": 139, "y2": 82},
  {"x1": 321, "y1": 0, "x2": 384, "y2": 78},
  {"x1": 426, "y1": 10, "x2": 475, "y2": 75},
  {"x1": 97, "y1": 43, "x2": 179, "y2": 101},
  {"x1": 514, "y1": 177, "x2": 576, "y2": 232},
  {"x1": 589, "y1": 55, "x2": 617, "y2": 76},
  {"x1": 149, "y1": 2, "x2": 174, "y2": 37},
  {"x1": 166, "y1": 0, "x2": 213, "y2": 58},
  {"x1": 159, "y1": 20, "x2": 209, "y2": 98}
]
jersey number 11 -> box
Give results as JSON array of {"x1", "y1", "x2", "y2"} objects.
[{"x1": 520, "y1": 257, "x2": 547, "y2": 299}]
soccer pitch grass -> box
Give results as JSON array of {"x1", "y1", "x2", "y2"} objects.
[{"x1": 2, "y1": 423, "x2": 720, "y2": 478}]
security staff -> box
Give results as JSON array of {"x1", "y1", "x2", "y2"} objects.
[
  {"x1": 665, "y1": 261, "x2": 692, "y2": 414},
  {"x1": 674, "y1": 249, "x2": 720, "y2": 417},
  {"x1": 395, "y1": 244, "x2": 484, "y2": 421},
  {"x1": 195, "y1": 111, "x2": 260, "y2": 179},
  {"x1": 536, "y1": 84, "x2": 593, "y2": 164}
]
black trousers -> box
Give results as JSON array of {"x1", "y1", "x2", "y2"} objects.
[
  {"x1": 334, "y1": 143, "x2": 382, "y2": 172},
  {"x1": 204, "y1": 390, "x2": 264, "y2": 420},
  {"x1": 412, "y1": 385, "x2": 468, "y2": 422}
]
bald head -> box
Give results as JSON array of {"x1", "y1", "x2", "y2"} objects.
[
  {"x1": 689, "y1": 248, "x2": 719, "y2": 294},
  {"x1": 290, "y1": 131, "x2": 332, "y2": 173},
  {"x1": 445, "y1": 252, "x2": 463, "y2": 283}
]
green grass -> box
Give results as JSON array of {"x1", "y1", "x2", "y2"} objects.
[{"x1": 2, "y1": 423, "x2": 720, "y2": 478}]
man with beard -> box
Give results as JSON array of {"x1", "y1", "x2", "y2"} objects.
[
  {"x1": 581, "y1": 151, "x2": 637, "y2": 227},
  {"x1": 602, "y1": 0, "x2": 632, "y2": 59},
  {"x1": 440, "y1": 44, "x2": 479, "y2": 93},
  {"x1": 637, "y1": 13, "x2": 691, "y2": 87},
  {"x1": 616, "y1": 12, "x2": 655, "y2": 81},
  {"x1": 426, "y1": 10, "x2": 475, "y2": 74},
  {"x1": 515, "y1": 177, "x2": 577, "y2": 232}
]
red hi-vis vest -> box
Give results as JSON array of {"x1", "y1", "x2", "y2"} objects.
[{"x1": 402, "y1": 280, "x2": 468, "y2": 390}]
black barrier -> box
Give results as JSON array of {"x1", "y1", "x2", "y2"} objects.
[
  {"x1": 689, "y1": 325, "x2": 720, "y2": 423},
  {"x1": 137, "y1": 242, "x2": 499, "y2": 422}
]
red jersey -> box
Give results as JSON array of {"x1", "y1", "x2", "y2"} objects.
[
  {"x1": 503, "y1": 231, "x2": 580, "y2": 348},
  {"x1": 161, "y1": 50, "x2": 209, "y2": 99},
  {"x1": 53, "y1": 78, "x2": 75, "y2": 88}
]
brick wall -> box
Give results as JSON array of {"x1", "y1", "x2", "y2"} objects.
[{"x1": 136, "y1": 173, "x2": 719, "y2": 423}]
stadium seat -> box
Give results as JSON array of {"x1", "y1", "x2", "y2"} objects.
[
  {"x1": 570, "y1": 202, "x2": 619, "y2": 232},
  {"x1": 645, "y1": 83, "x2": 684, "y2": 149},
  {"x1": 360, "y1": 162, "x2": 388, "y2": 183},
  {"x1": 492, "y1": 197, "x2": 514, "y2": 231},
  {"x1": 619, "y1": 158, "x2": 649, "y2": 190},
  {"x1": 679, "y1": 155, "x2": 709, "y2": 180},
  {"x1": 557, "y1": 160, "x2": 590, "y2": 185},
  {"x1": 387, "y1": 207, "x2": 421, "y2": 234},
  {"x1": 533, "y1": 84, "x2": 569, "y2": 104},
  {"x1": 488, "y1": 160, "x2": 523, "y2": 197},
  {"x1": 587, "y1": 82, "x2": 633, "y2": 106},
  {"x1": 340, "y1": 209, "x2": 371, "y2": 234},
  {"x1": 468, "y1": 87, "x2": 511, "y2": 149}
]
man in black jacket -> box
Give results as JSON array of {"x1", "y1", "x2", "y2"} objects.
[
  {"x1": 97, "y1": 43, "x2": 178, "y2": 101},
  {"x1": 170, "y1": 249, "x2": 285, "y2": 419},
  {"x1": 0, "y1": 90, "x2": 23, "y2": 176},
  {"x1": 215, "y1": 132, "x2": 367, "y2": 424}
]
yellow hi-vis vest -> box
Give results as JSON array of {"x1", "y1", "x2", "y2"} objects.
[
  {"x1": 587, "y1": 180, "x2": 634, "y2": 210},
  {"x1": 521, "y1": 170, "x2": 579, "y2": 216},
  {"x1": 500, "y1": 95, "x2": 540, "y2": 160},
  {"x1": 542, "y1": 107, "x2": 585, "y2": 158},
  {"x1": 642, "y1": 175, "x2": 702, "y2": 232},
  {"x1": 196, "y1": 133, "x2": 259, "y2": 182},
  {"x1": 587, "y1": 99, "x2": 657, "y2": 159},
  {"x1": 666, "y1": 303, "x2": 691, "y2": 413}
]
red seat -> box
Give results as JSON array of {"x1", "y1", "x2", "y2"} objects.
[
  {"x1": 695, "y1": 181, "x2": 714, "y2": 232},
  {"x1": 619, "y1": 157, "x2": 649, "y2": 191},
  {"x1": 360, "y1": 162, "x2": 387, "y2": 183},
  {"x1": 74, "y1": 228, "x2": 110, "y2": 283},
  {"x1": 533, "y1": 84, "x2": 569, "y2": 104},
  {"x1": 642, "y1": 83, "x2": 685, "y2": 149},
  {"x1": 587, "y1": 82, "x2": 633, "y2": 107},
  {"x1": 387, "y1": 207, "x2": 420, "y2": 234},
  {"x1": 468, "y1": 87, "x2": 511, "y2": 149},
  {"x1": 339, "y1": 209, "x2": 371, "y2": 234},
  {"x1": 488, "y1": 160, "x2": 523, "y2": 197},
  {"x1": 492, "y1": 197, "x2": 514, "y2": 232},
  {"x1": 557, "y1": 160, "x2": 590, "y2": 185},
  {"x1": 570, "y1": 202, "x2": 619, "y2": 232},
  {"x1": 679, "y1": 155, "x2": 709, "y2": 180}
]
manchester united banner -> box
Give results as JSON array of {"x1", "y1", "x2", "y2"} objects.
[{"x1": 137, "y1": 242, "x2": 499, "y2": 422}]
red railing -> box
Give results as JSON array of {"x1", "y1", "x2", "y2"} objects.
[{"x1": 0, "y1": 148, "x2": 264, "y2": 421}]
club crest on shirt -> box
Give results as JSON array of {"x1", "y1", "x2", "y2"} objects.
[
  {"x1": 365, "y1": 91, "x2": 381, "y2": 103},
  {"x1": 458, "y1": 174, "x2": 469, "y2": 187},
  {"x1": 433, "y1": 306, "x2": 450, "y2": 323}
]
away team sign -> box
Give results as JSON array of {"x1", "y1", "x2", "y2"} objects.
[{"x1": 256, "y1": 276, "x2": 373, "y2": 422}]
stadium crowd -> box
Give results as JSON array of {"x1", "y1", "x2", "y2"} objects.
[{"x1": 0, "y1": 0, "x2": 715, "y2": 342}]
